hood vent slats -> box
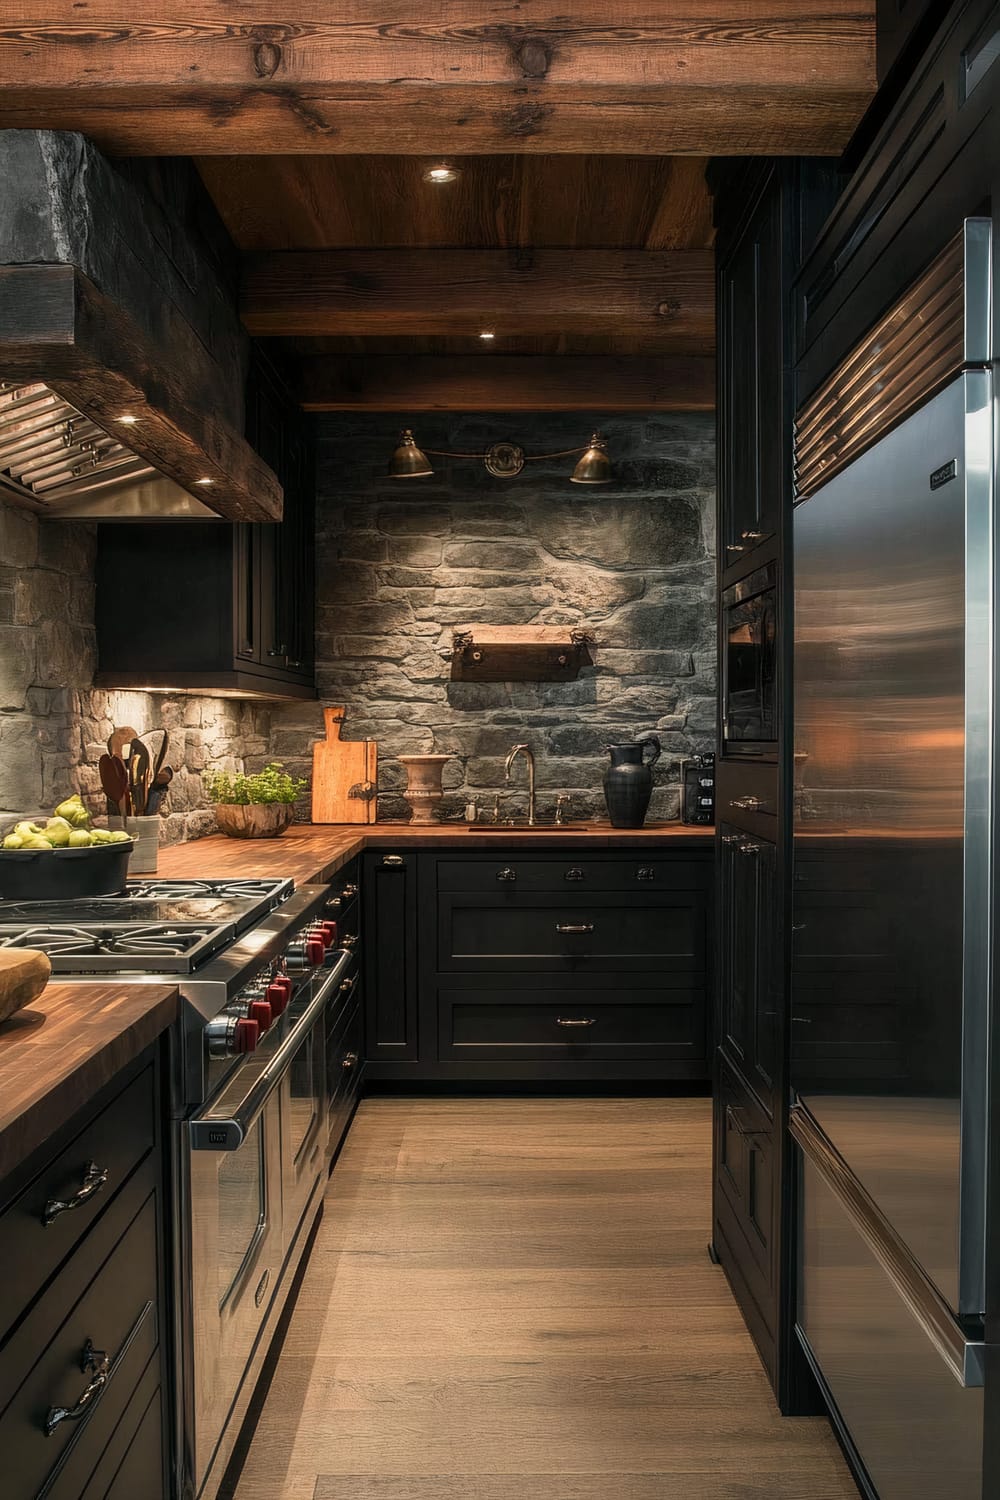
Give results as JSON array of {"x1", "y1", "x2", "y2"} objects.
[{"x1": 0, "y1": 381, "x2": 156, "y2": 510}]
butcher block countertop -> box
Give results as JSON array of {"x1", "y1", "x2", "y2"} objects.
[
  {"x1": 0, "y1": 982, "x2": 178, "y2": 1182},
  {"x1": 156, "y1": 820, "x2": 714, "y2": 885}
]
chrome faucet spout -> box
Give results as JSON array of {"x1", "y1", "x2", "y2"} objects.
[{"x1": 504, "y1": 744, "x2": 537, "y2": 825}]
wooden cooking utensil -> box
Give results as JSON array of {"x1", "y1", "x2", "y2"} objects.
[
  {"x1": 312, "y1": 708, "x2": 377, "y2": 825},
  {"x1": 146, "y1": 765, "x2": 173, "y2": 816},
  {"x1": 98, "y1": 754, "x2": 129, "y2": 819},
  {"x1": 0, "y1": 949, "x2": 51, "y2": 1025},
  {"x1": 128, "y1": 738, "x2": 151, "y2": 816},
  {"x1": 108, "y1": 725, "x2": 139, "y2": 761},
  {"x1": 144, "y1": 728, "x2": 170, "y2": 783}
]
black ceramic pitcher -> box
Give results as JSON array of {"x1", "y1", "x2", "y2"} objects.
[{"x1": 602, "y1": 734, "x2": 661, "y2": 828}]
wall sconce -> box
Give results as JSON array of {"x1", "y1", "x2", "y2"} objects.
[{"x1": 388, "y1": 429, "x2": 613, "y2": 484}]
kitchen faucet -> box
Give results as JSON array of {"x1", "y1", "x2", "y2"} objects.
[{"x1": 504, "y1": 744, "x2": 537, "y2": 826}]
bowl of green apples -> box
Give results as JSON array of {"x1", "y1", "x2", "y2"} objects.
[{"x1": 0, "y1": 795, "x2": 134, "y2": 901}]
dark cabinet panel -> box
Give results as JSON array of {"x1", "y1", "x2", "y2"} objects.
[
  {"x1": 96, "y1": 349, "x2": 315, "y2": 700},
  {"x1": 877, "y1": 0, "x2": 949, "y2": 84},
  {"x1": 718, "y1": 177, "x2": 783, "y2": 572},
  {"x1": 718, "y1": 823, "x2": 779, "y2": 1117},
  {"x1": 363, "y1": 851, "x2": 419, "y2": 1060},
  {"x1": 713, "y1": 1050, "x2": 779, "y2": 1384}
]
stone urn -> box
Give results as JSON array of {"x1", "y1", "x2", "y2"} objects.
[
  {"x1": 214, "y1": 803, "x2": 294, "y2": 839},
  {"x1": 398, "y1": 755, "x2": 450, "y2": 825}
]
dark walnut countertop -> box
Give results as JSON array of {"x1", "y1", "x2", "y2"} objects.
[
  {"x1": 0, "y1": 982, "x2": 178, "y2": 1182},
  {"x1": 156, "y1": 820, "x2": 714, "y2": 885}
]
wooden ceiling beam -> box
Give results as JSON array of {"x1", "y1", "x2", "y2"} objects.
[
  {"x1": 0, "y1": 4, "x2": 876, "y2": 156},
  {"x1": 299, "y1": 355, "x2": 715, "y2": 412},
  {"x1": 241, "y1": 249, "x2": 715, "y2": 344}
]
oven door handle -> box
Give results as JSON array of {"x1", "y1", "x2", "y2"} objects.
[{"x1": 189, "y1": 949, "x2": 352, "y2": 1151}]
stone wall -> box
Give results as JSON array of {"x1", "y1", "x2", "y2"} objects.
[
  {"x1": 0, "y1": 499, "x2": 271, "y2": 841},
  {"x1": 271, "y1": 412, "x2": 716, "y2": 824}
]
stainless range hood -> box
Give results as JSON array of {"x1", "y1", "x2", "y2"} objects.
[{"x1": 0, "y1": 380, "x2": 219, "y2": 519}]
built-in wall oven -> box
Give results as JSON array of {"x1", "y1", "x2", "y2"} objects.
[{"x1": 721, "y1": 560, "x2": 778, "y2": 757}]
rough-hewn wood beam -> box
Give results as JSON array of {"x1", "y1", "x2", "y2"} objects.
[
  {"x1": 299, "y1": 355, "x2": 715, "y2": 412},
  {"x1": 0, "y1": 266, "x2": 282, "y2": 522},
  {"x1": 0, "y1": 4, "x2": 876, "y2": 156},
  {"x1": 242, "y1": 250, "x2": 715, "y2": 344}
]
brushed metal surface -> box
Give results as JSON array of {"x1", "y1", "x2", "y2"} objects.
[{"x1": 793, "y1": 372, "x2": 993, "y2": 1319}]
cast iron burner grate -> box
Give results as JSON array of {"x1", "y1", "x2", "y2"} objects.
[{"x1": 0, "y1": 921, "x2": 236, "y2": 973}]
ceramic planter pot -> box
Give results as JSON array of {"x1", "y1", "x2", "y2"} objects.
[
  {"x1": 399, "y1": 755, "x2": 451, "y2": 825},
  {"x1": 214, "y1": 803, "x2": 295, "y2": 839}
]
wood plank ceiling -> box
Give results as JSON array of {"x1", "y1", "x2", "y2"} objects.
[
  {"x1": 199, "y1": 154, "x2": 720, "y2": 408},
  {"x1": 0, "y1": 4, "x2": 876, "y2": 411}
]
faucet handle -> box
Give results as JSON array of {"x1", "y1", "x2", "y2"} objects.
[{"x1": 554, "y1": 793, "x2": 569, "y2": 826}]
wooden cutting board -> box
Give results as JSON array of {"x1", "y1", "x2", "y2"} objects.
[
  {"x1": 311, "y1": 707, "x2": 377, "y2": 825},
  {"x1": 0, "y1": 949, "x2": 51, "y2": 1024}
]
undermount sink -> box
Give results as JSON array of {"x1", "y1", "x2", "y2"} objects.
[{"x1": 466, "y1": 820, "x2": 588, "y2": 832}]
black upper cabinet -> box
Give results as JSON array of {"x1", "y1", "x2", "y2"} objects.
[
  {"x1": 876, "y1": 0, "x2": 948, "y2": 85},
  {"x1": 96, "y1": 349, "x2": 315, "y2": 700},
  {"x1": 717, "y1": 174, "x2": 783, "y2": 573}
]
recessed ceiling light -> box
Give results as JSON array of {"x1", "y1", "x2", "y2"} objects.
[
  {"x1": 116, "y1": 414, "x2": 139, "y2": 425},
  {"x1": 194, "y1": 477, "x2": 215, "y2": 486},
  {"x1": 478, "y1": 330, "x2": 496, "y2": 342},
  {"x1": 424, "y1": 164, "x2": 460, "y2": 185}
]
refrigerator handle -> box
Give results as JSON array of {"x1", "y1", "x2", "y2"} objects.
[{"x1": 790, "y1": 1106, "x2": 985, "y2": 1388}]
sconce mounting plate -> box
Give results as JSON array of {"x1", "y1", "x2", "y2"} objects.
[{"x1": 484, "y1": 442, "x2": 525, "y2": 478}]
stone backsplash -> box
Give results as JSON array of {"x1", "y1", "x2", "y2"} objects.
[
  {"x1": 0, "y1": 499, "x2": 271, "y2": 842},
  {"x1": 270, "y1": 412, "x2": 716, "y2": 825}
]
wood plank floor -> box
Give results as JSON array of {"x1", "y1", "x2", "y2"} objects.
[{"x1": 232, "y1": 1098, "x2": 858, "y2": 1500}]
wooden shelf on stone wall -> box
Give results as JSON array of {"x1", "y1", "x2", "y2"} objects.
[{"x1": 445, "y1": 625, "x2": 595, "y2": 682}]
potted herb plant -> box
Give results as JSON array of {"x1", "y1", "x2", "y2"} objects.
[{"x1": 203, "y1": 763, "x2": 307, "y2": 839}]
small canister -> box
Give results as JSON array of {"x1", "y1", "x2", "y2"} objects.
[{"x1": 109, "y1": 814, "x2": 160, "y2": 873}]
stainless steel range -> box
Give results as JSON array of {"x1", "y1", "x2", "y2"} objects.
[{"x1": 0, "y1": 873, "x2": 360, "y2": 1500}]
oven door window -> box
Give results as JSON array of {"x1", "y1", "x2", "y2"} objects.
[
  {"x1": 216, "y1": 1115, "x2": 267, "y2": 1309},
  {"x1": 726, "y1": 591, "x2": 777, "y2": 742}
]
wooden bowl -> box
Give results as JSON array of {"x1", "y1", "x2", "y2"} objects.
[{"x1": 213, "y1": 804, "x2": 294, "y2": 840}]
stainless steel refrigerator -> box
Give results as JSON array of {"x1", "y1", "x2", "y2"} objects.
[{"x1": 791, "y1": 219, "x2": 993, "y2": 1499}]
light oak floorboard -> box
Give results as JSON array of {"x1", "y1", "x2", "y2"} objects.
[{"x1": 232, "y1": 1098, "x2": 857, "y2": 1500}]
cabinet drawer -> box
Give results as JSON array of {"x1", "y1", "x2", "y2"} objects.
[
  {"x1": 436, "y1": 857, "x2": 709, "y2": 893},
  {"x1": 438, "y1": 892, "x2": 708, "y2": 973},
  {"x1": 1, "y1": 1188, "x2": 159, "y2": 1500},
  {"x1": 327, "y1": 999, "x2": 362, "y2": 1156},
  {"x1": 0, "y1": 1064, "x2": 155, "y2": 1342},
  {"x1": 439, "y1": 987, "x2": 705, "y2": 1061}
]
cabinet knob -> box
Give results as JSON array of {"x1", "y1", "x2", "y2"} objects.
[
  {"x1": 565, "y1": 867, "x2": 585, "y2": 881},
  {"x1": 381, "y1": 854, "x2": 405, "y2": 867},
  {"x1": 726, "y1": 543, "x2": 745, "y2": 554},
  {"x1": 636, "y1": 867, "x2": 655, "y2": 881},
  {"x1": 497, "y1": 867, "x2": 517, "y2": 882},
  {"x1": 342, "y1": 1051, "x2": 359, "y2": 1069}
]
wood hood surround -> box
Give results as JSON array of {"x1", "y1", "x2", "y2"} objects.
[{"x1": 0, "y1": 131, "x2": 282, "y2": 523}]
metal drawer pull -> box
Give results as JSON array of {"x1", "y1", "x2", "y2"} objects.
[
  {"x1": 721, "y1": 834, "x2": 742, "y2": 846},
  {"x1": 342, "y1": 1051, "x2": 359, "y2": 1070},
  {"x1": 254, "y1": 1268, "x2": 271, "y2": 1309},
  {"x1": 44, "y1": 1340, "x2": 110, "y2": 1435},
  {"x1": 741, "y1": 530, "x2": 764, "y2": 541},
  {"x1": 565, "y1": 868, "x2": 584, "y2": 881},
  {"x1": 556, "y1": 923, "x2": 594, "y2": 934},
  {"x1": 556, "y1": 1017, "x2": 597, "y2": 1027},
  {"x1": 341, "y1": 883, "x2": 359, "y2": 899},
  {"x1": 382, "y1": 854, "x2": 405, "y2": 867},
  {"x1": 497, "y1": 867, "x2": 517, "y2": 882},
  {"x1": 42, "y1": 1161, "x2": 109, "y2": 1227},
  {"x1": 636, "y1": 867, "x2": 655, "y2": 881},
  {"x1": 729, "y1": 796, "x2": 768, "y2": 812},
  {"x1": 340, "y1": 932, "x2": 358, "y2": 949},
  {"x1": 738, "y1": 842, "x2": 761, "y2": 857}
]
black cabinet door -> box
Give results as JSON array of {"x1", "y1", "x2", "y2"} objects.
[
  {"x1": 718, "y1": 175, "x2": 783, "y2": 573},
  {"x1": 877, "y1": 0, "x2": 944, "y2": 83},
  {"x1": 363, "y1": 852, "x2": 419, "y2": 1061},
  {"x1": 718, "y1": 822, "x2": 779, "y2": 1116}
]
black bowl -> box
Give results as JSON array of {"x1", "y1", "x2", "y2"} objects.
[{"x1": 0, "y1": 841, "x2": 134, "y2": 902}]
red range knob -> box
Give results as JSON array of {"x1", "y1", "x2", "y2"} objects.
[
  {"x1": 234, "y1": 1018, "x2": 260, "y2": 1053},
  {"x1": 305, "y1": 936, "x2": 325, "y2": 966},
  {"x1": 266, "y1": 977, "x2": 292, "y2": 1016},
  {"x1": 247, "y1": 999, "x2": 273, "y2": 1033},
  {"x1": 317, "y1": 920, "x2": 338, "y2": 946}
]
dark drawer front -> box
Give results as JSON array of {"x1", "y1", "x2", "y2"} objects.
[
  {"x1": 2, "y1": 1189, "x2": 159, "y2": 1500},
  {"x1": 438, "y1": 893, "x2": 708, "y2": 973},
  {"x1": 327, "y1": 999, "x2": 362, "y2": 1155},
  {"x1": 437, "y1": 857, "x2": 709, "y2": 893},
  {"x1": 0, "y1": 1064, "x2": 155, "y2": 1342},
  {"x1": 439, "y1": 988, "x2": 704, "y2": 1061}
]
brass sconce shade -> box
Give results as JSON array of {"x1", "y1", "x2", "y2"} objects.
[
  {"x1": 388, "y1": 428, "x2": 612, "y2": 483},
  {"x1": 570, "y1": 433, "x2": 612, "y2": 484},
  {"x1": 389, "y1": 429, "x2": 435, "y2": 478}
]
